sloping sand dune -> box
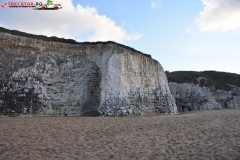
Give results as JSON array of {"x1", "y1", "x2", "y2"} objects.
[{"x1": 1, "y1": 109, "x2": 240, "y2": 160}]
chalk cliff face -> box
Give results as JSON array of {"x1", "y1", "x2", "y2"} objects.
[
  {"x1": 169, "y1": 82, "x2": 240, "y2": 110},
  {"x1": 0, "y1": 32, "x2": 178, "y2": 116}
]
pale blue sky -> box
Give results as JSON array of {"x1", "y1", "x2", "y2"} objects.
[{"x1": 0, "y1": 0, "x2": 239, "y2": 74}]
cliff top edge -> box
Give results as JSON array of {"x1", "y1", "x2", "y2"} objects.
[{"x1": 0, "y1": 26, "x2": 151, "y2": 58}]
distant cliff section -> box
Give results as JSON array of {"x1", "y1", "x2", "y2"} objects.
[
  {"x1": 166, "y1": 71, "x2": 240, "y2": 110},
  {"x1": 0, "y1": 27, "x2": 178, "y2": 116}
]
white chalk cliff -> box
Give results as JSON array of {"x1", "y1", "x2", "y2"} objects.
[
  {"x1": 0, "y1": 32, "x2": 178, "y2": 116},
  {"x1": 168, "y1": 82, "x2": 240, "y2": 110}
]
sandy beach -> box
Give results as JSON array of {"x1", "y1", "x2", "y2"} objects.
[{"x1": 0, "y1": 109, "x2": 240, "y2": 160}]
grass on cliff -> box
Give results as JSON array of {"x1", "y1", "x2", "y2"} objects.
[
  {"x1": 0, "y1": 26, "x2": 151, "y2": 58},
  {"x1": 165, "y1": 71, "x2": 240, "y2": 91}
]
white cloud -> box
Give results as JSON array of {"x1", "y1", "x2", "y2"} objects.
[
  {"x1": 185, "y1": 28, "x2": 194, "y2": 34},
  {"x1": 126, "y1": 33, "x2": 143, "y2": 41},
  {"x1": 151, "y1": 1, "x2": 156, "y2": 8},
  {"x1": 0, "y1": 0, "x2": 142, "y2": 42},
  {"x1": 195, "y1": 0, "x2": 240, "y2": 31}
]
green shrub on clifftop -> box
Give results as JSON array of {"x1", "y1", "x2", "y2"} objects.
[{"x1": 166, "y1": 71, "x2": 240, "y2": 91}]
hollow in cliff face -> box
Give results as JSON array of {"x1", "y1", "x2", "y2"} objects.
[{"x1": 0, "y1": 50, "x2": 102, "y2": 116}]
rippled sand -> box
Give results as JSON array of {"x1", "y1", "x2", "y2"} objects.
[{"x1": 1, "y1": 109, "x2": 240, "y2": 160}]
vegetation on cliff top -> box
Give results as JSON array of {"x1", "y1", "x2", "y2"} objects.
[
  {"x1": 0, "y1": 26, "x2": 151, "y2": 58},
  {"x1": 165, "y1": 71, "x2": 240, "y2": 91}
]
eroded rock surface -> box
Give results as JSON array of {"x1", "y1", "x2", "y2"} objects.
[
  {"x1": 0, "y1": 32, "x2": 178, "y2": 116},
  {"x1": 169, "y1": 82, "x2": 240, "y2": 110}
]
